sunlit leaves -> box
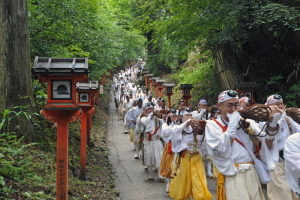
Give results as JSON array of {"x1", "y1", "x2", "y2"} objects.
[{"x1": 28, "y1": 0, "x2": 146, "y2": 79}]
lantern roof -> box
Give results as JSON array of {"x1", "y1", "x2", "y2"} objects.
[
  {"x1": 76, "y1": 81, "x2": 99, "y2": 90},
  {"x1": 32, "y1": 57, "x2": 89, "y2": 74},
  {"x1": 152, "y1": 77, "x2": 160, "y2": 81},
  {"x1": 234, "y1": 82, "x2": 259, "y2": 90},
  {"x1": 164, "y1": 83, "x2": 175, "y2": 87},
  {"x1": 180, "y1": 84, "x2": 193, "y2": 89},
  {"x1": 146, "y1": 74, "x2": 154, "y2": 77},
  {"x1": 156, "y1": 79, "x2": 165, "y2": 83}
]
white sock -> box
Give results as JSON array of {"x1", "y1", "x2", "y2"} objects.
[
  {"x1": 134, "y1": 143, "x2": 139, "y2": 152},
  {"x1": 206, "y1": 160, "x2": 213, "y2": 176},
  {"x1": 166, "y1": 178, "x2": 170, "y2": 191},
  {"x1": 147, "y1": 165, "x2": 153, "y2": 179},
  {"x1": 157, "y1": 169, "x2": 163, "y2": 179}
]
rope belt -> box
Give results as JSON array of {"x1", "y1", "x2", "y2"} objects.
[
  {"x1": 147, "y1": 126, "x2": 160, "y2": 141},
  {"x1": 234, "y1": 162, "x2": 254, "y2": 167},
  {"x1": 217, "y1": 162, "x2": 254, "y2": 200},
  {"x1": 167, "y1": 142, "x2": 172, "y2": 154}
]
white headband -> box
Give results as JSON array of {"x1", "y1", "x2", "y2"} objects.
[
  {"x1": 180, "y1": 110, "x2": 192, "y2": 116},
  {"x1": 218, "y1": 90, "x2": 238, "y2": 103},
  {"x1": 266, "y1": 95, "x2": 283, "y2": 105},
  {"x1": 198, "y1": 99, "x2": 208, "y2": 105},
  {"x1": 239, "y1": 97, "x2": 250, "y2": 103}
]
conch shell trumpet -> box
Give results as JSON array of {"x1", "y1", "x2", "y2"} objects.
[
  {"x1": 239, "y1": 104, "x2": 300, "y2": 124},
  {"x1": 190, "y1": 120, "x2": 206, "y2": 135},
  {"x1": 153, "y1": 109, "x2": 168, "y2": 118},
  {"x1": 239, "y1": 104, "x2": 269, "y2": 122},
  {"x1": 286, "y1": 107, "x2": 300, "y2": 124}
]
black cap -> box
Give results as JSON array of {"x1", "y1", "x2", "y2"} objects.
[{"x1": 137, "y1": 98, "x2": 143, "y2": 103}]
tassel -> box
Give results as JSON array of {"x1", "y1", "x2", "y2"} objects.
[{"x1": 217, "y1": 173, "x2": 226, "y2": 200}]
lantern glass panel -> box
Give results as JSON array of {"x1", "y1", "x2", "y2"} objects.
[
  {"x1": 52, "y1": 80, "x2": 72, "y2": 100},
  {"x1": 79, "y1": 92, "x2": 89, "y2": 103},
  {"x1": 245, "y1": 92, "x2": 252, "y2": 99}
]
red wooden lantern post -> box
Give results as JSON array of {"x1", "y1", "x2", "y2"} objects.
[
  {"x1": 179, "y1": 84, "x2": 193, "y2": 107},
  {"x1": 156, "y1": 79, "x2": 165, "y2": 97},
  {"x1": 152, "y1": 77, "x2": 159, "y2": 98},
  {"x1": 32, "y1": 57, "x2": 89, "y2": 200},
  {"x1": 87, "y1": 89, "x2": 98, "y2": 146},
  {"x1": 76, "y1": 81, "x2": 98, "y2": 180},
  {"x1": 142, "y1": 69, "x2": 149, "y2": 86},
  {"x1": 164, "y1": 83, "x2": 175, "y2": 109},
  {"x1": 147, "y1": 74, "x2": 154, "y2": 91},
  {"x1": 86, "y1": 85, "x2": 99, "y2": 147}
]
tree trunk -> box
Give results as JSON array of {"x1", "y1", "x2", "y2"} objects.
[
  {"x1": 0, "y1": 0, "x2": 32, "y2": 132},
  {"x1": 214, "y1": 44, "x2": 237, "y2": 90}
]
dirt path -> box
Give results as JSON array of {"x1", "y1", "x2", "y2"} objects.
[{"x1": 107, "y1": 93, "x2": 217, "y2": 200}]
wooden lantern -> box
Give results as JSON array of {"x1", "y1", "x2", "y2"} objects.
[
  {"x1": 142, "y1": 68, "x2": 149, "y2": 74},
  {"x1": 147, "y1": 74, "x2": 154, "y2": 91},
  {"x1": 152, "y1": 77, "x2": 159, "y2": 98},
  {"x1": 179, "y1": 84, "x2": 193, "y2": 106},
  {"x1": 233, "y1": 82, "x2": 259, "y2": 103},
  {"x1": 76, "y1": 81, "x2": 98, "y2": 180},
  {"x1": 164, "y1": 83, "x2": 175, "y2": 109},
  {"x1": 32, "y1": 56, "x2": 89, "y2": 200},
  {"x1": 156, "y1": 79, "x2": 165, "y2": 97},
  {"x1": 32, "y1": 57, "x2": 89, "y2": 108}
]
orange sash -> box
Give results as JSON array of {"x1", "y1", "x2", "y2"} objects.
[{"x1": 212, "y1": 119, "x2": 227, "y2": 200}]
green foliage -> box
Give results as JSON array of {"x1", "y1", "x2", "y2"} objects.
[
  {"x1": 0, "y1": 131, "x2": 55, "y2": 199},
  {"x1": 285, "y1": 84, "x2": 300, "y2": 107},
  {"x1": 170, "y1": 50, "x2": 220, "y2": 106},
  {"x1": 132, "y1": 0, "x2": 300, "y2": 101},
  {"x1": 0, "y1": 132, "x2": 35, "y2": 179},
  {"x1": 0, "y1": 105, "x2": 35, "y2": 133},
  {"x1": 28, "y1": 0, "x2": 146, "y2": 79}
]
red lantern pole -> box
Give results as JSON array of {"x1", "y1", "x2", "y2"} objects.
[
  {"x1": 182, "y1": 96, "x2": 192, "y2": 107},
  {"x1": 79, "y1": 107, "x2": 94, "y2": 180},
  {"x1": 87, "y1": 113, "x2": 91, "y2": 147},
  {"x1": 179, "y1": 84, "x2": 193, "y2": 107},
  {"x1": 80, "y1": 107, "x2": 87, "y2": 180},
  {"x1": 164, "y1": 83, "x2": 175, "y2": 109},
  {"x1": 156, "y1": 79, "x2": 165, "y2": 98},
  {"x1": 168, "y1": 95, "x2": 171, "y2": 109},
  {"x1": 41, "y1": 109, "x2": 82, "y2": 200},
  {"x1": 149, "y1": 79, "x2": 153, "y2": 91}
]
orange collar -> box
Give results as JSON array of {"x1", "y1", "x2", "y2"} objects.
[{"x1": 212, "y1": 119, "x2": 227, "y2": 132}]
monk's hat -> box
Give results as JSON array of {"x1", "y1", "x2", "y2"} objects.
[{"x1": 218, "y1": 90, "x2": 238, "y2": 103}]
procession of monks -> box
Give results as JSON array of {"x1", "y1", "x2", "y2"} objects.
[{"x1": 111, "y1": 61, "x2": 300, "y2": 200}]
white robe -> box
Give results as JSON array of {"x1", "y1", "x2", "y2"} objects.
[
  {"x1": 141, "y1": 114, "x2": 164, "y2": 168},
  {"x1": 135, "y1": 91, "x2": 144, "y2": 100},
  {"x1": 171, "y1": 120, "x2": 208, "y2": 156},
  {"x1": 192, "y1": 109, "x2": 208, "y2": 120},
  {"x1": 284, "y1": 133, "x2": 300, "y2": 197},
  {"x1": 205, "y1": 118, "x2": 278, "y2": 176},
  {"x1": 127, "y1": 106, "x2": 143, "y2": 131},
  {"x1": 259, "y1": 112, "x2": 300, "y2": 152},
  {"x1": 161, "y1": 122, "x2": 174, "y2": 143}
]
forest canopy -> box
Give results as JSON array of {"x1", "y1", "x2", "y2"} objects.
[
  {"x1": 27, "y1": 0, "x2": 300, "y2": 104},
  {"x1": 28, "y1": 0, "x2": 147, "y2": 80},
  {"x1": 131, "y1": 0, "x2": 300, "y2": 106}
]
